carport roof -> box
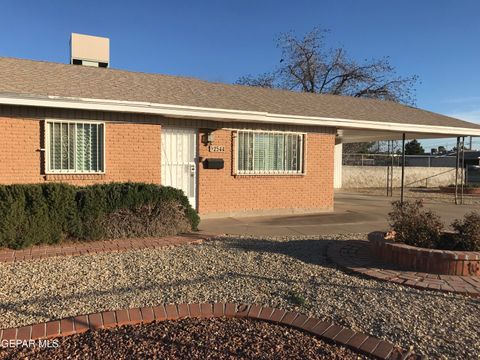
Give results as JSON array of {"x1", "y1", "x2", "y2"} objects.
[{"x1": 0, "y1": 56, "x2": 479, "y2": 138}]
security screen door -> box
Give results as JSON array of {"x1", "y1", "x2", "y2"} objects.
[{"x1": 161, "y1": 127, "x2": 197, "y2": 208}]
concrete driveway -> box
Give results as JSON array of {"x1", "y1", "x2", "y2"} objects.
[{"x1": 199, "y1": 191, "x2": 480, "y2": 236}]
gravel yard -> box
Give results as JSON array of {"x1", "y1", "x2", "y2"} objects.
[
  {"x1": 0, "y1": 317, "x2": 363, "y2": 360},
  {"x1": 1, "y1": 233, "x2": 479, "y2": 359}
]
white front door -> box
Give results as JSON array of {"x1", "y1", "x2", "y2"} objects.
[{"x1": 161, "y1": 127, "x2": 197, "y2": 208}]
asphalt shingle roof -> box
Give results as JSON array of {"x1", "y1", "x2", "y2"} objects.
[{"x1": 0, "y1": 56, "x2": 479, "y2": 130}]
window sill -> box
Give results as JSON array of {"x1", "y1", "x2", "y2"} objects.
[
  {"x1": 234, "y1": 173, "x2": 306, "y2": 178},
  {"x1": 44, "y1": 173, "x2": 106, "y2": 181}
]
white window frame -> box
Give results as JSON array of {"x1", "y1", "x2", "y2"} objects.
[
  {"x1": 45, "y1": 119, "x2": 106, "y2": 174},
  {"x1": 234, "y1": 129, "x2": 306, "y2": 175}
]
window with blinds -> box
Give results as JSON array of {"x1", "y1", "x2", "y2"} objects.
[
  {"x1": 236, "y1": 131, "x2": 304, "y2": 174},
  {"x1": 46, "y1": 121, "x2": 105, "y2": 173}
]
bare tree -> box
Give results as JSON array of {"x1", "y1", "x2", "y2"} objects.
[
  {"x1": 237, "y1": 28, "x2": 418, "y2": 153},
  {"x1": 377, "y1": 140, "x2": 401, "y2": 154},
  {"x1": 343, "y1": 142, "x2": 375, "y2": 154},
  {"x1": 236, "y1": 72, "x2": 276, "y2": 88},
  {"x1": 237, "y1": 27, "x2": 418, "y2": 104}
]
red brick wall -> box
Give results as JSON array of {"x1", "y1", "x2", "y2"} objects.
[
  {"x1": 198, "y1": 129, "x2": 335, "y2": 216},
  {"x1": 0, "y1": 117, "x2": 40, "y2": 184},
  {"x1": 0, "y1": 117, "x2": 161, "y2": 186},
  {"x1": 369, "y1": 231, "x2": 480, "y2": 276},
  {"x1": 0, "y1": 115, "x2": 335, "y2": 216}
]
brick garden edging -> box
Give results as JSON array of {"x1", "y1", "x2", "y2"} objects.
[
  {"x1": 0, "y1": 233, "x2": 211, "y2": 264},
  {"x1": 327, "y1": 239, "x2": 480, "y2": 297},
  {"x1": 369, "y1": 231, "x2": 480, "y2": 276},
  {"x1": 0, "y1": 303, "x2": 416, "y2": 360}
]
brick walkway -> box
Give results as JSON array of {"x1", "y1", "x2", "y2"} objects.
[
  {"x1": 0, "y1": 302, "x2": 417, "y2": 360},
  {"x1": 0, "y1": 233, "x2": 211, "y2": 263},
  {"x1": 327, "y1": 240, "x2": 480, "y2": 297}
]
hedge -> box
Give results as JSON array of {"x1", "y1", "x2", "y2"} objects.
[
  {"x1": 0, "y1": 183, "x2": 200, "y2": 249},
  {"x1": 388, "y1": 200, "x2": 480, "y2": 251}
]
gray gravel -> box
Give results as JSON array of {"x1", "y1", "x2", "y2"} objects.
[{"x1": 1, "y1": 233, "x2": 479, "y2": 359}]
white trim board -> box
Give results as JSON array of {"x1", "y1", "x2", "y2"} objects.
[{"x1": 1, "y1": 93, "x2": 480, "y2": 137}]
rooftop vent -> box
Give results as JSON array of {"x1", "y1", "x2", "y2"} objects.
[{"x1": 70, "y1": 33, "x2": 109, "y2": 68}]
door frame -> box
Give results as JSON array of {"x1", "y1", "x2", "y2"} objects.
[{"x1": 161, "y1": 126, "x2": 199, "y2": 210}]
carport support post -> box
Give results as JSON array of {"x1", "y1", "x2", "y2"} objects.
[
  {"x1": 390, "y1": 148, "x2": 394, "y2": 195},
  {"x1": 455, "y1": 136, "x2": 460, "y2": 205},
  {"x1": 400, "y1": 133, "x2": 406, "y2": 204},
  {"x1": 461, "y1": 137, "x2": 465, "y2": 204},
  {"x1": 386, "y1": 140, "x2": 390, "y2": 196}
]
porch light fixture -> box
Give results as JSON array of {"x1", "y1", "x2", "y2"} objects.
[{"x1": 202, "y1": 129, "x2": 215, "y2": 145}]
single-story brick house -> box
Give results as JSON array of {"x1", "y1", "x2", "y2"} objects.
[{"x1": 1, "y1": 34, "x2": 480, "y2": 217}]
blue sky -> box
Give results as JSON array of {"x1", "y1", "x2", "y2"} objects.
[{"x1": 1, "y1": 0, "x2": 479, "y2": 150}]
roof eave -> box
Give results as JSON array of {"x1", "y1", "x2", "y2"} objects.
[{"x1": 1, "y1": 93, "x2": 479, "y2": 137}]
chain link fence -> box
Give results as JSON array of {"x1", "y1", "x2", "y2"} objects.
[{"x1": 342, "y1": 153, "x2": 458, "y2": 167}]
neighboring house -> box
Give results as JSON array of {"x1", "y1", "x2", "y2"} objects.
[{"x1": 1, "y1": 33, "x2": 480, "y2": 217}]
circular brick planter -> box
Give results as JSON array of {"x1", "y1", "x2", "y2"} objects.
[
  {"x1": 327, "y1": 239, "x2": 480, "y2": 296},
  {"x1": 368, "y1": 232, "x2": 480, "y2": 276}
]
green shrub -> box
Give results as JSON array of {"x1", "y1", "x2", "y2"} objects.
[
  {"x1": 100, "y1": 202, "x2": 191, "y2": 239},
  {"x1": 73, "y1": 185, "x2": 108, "y2": 240},
  {"x1": 0, "y1": 184, "x2": 78, "y2": 248},
  {"x1": 450, "y1": 212, "x2": 480, "y2": 251},
  {"x1": 287, "y1": 291, "x2": 307, "y2": 307},
  {"x1": 388, "y1": 200, "x2": 444, "y2": 248},
  {"x1": 0, "y1": 182, "x2": 199, "y2": 249},
  {"x1": 74, "y1": 183, "x2": 199, "y2": 240}
]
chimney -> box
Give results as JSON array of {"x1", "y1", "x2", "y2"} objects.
[{"x1": 70, "y1": 33, "x2": 109, "y2": 68}]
